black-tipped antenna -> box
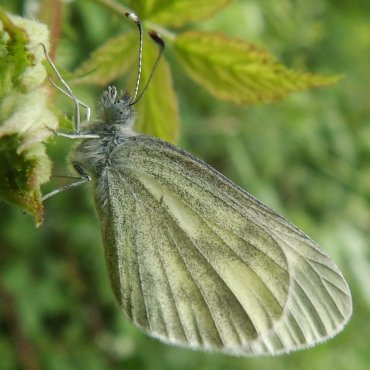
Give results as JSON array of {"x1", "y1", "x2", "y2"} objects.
[
  {"x1": 125, "y1": 12, "x2": 143, "y2": 104},
  {"x1": 130, "y1": 31, "x2": 165, "y2": 105}
]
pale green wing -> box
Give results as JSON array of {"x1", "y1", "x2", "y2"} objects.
[{"x1": 95, "y1": 135, "x2": 352, "y2": 356}]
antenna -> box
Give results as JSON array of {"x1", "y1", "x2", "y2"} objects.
[
  {"x1": 125, "y1": 12, "x2": 142, "y2": 104},
  {"x1": 131, "y1": 31, "x2": 165, "y2": 106},
  {"x1": 125, "y1": 13, "x2": 165, "y2": 106}
]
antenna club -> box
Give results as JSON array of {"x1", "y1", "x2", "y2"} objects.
[
  {"x1": 148, "y1": 31, "x2": 165, "y2": 48},
  {"x1": 125, "y1": 12, "x2": 140, "y2": 24}
]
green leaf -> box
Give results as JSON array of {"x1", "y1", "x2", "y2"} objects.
[
  {"x1": 131, "y1": 0, "x2": 231, "y2": 27},
  {"x1": 71, "y1": 30, "x2": 138, "y2": 85},
  {"x1": 0, "y1": 9, "x2": 31, "y2": 96},
  {"x1": 0, "y1": 134, "x2": 45, "y2": 223},
  {"x1": 0, "y1": 10, "x2": 58, "y2": 225},
  {"x1": 174, "y1": 31, "x2": 342, "y2": 105},
  {"x1": 134, "y1": 36, "x2": 179, "y2": 143}
]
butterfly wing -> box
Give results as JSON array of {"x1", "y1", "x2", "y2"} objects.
[{"x1": 94, "y1": 135, "x2": 352, "y2": 355}]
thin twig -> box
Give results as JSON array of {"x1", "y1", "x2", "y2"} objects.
[
  {"x1": 91, "y1": 0, "x2": 176, "y2": 40},
  {"x1": 92, "y1": 0, "x2": 131, "y2": 17}
]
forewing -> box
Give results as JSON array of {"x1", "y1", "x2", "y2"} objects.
[{"x1": 95, "y1": 135, "x2": 352, "y2": 355}]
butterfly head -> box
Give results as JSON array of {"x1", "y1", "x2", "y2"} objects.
[{"x1": 100, "y1": 86, "x2": 135, "y2": 127}]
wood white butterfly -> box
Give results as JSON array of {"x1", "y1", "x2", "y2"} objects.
[{"x1": 42, "y1": 12, "x2": 352, "y2": 356}]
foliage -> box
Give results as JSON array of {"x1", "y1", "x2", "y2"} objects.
[
  {"x1": 1, "y1": 0, "x2": 339, "y2": 221},
  {"x1": 0, "y1": 8, "x2": 58, "y2": 224},
  {"x1": 71, "y1": 0, "x2": 338, "y2": 142},
  {"x1": 0, "y1": 0, "x2": 369, "y2": 370}
]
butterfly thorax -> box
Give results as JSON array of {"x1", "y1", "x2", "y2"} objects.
[{"x1": 73, "y1": 86, "x2": 138, "y2": 177}]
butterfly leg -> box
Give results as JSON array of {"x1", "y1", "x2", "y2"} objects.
[
  {"x1": 40, "y1": 43, "x2": 90, "y2": 134},
  {"x1": 46, "y1": 127, "x2": 99, "y2": 139},
  {"x1": 40, "y1": 45, "x2": 96, "y2": 202},
  {"x1": 41, "y1": 162, "x2": 91, "y2": 202}
]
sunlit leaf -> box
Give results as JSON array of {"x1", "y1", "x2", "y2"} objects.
[
  {"x1": 174, "y1": 31, "x2": 341, "y2": 105},
  {"x1": 134, "y1": 36, "x2": 179, "y2": 143},
  {"x1": 131, "y1": 0, "x2": 231, "y2": 27},
  {"x1": 0, "y1": 10, "x2": 58, "y2": 225},
  {"x1": 71, "y1": 30, "x2": 138, "y2": 85}
]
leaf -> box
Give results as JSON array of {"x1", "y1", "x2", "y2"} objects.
[
  {"x1": 0, "y1": 10, "x2": 31, "y2": 96},
  {"x1": 71, "y1": 30, "x2": 138, "y2": 85},
  {"x1": 134, "y1": 35, "x2": 179, "y2": 143},
  {"x1": 131, "y1": 0, "x2": 231, "y2": 27},
  {"x1": 174, "y1": 31, "x2": 341, "y2": 105},
  {"x1": 0, "y1": 10, "x2": 58, "y2": 225},
  {"x1": 0, "y1": 134, "x2": 45, "y2": 223}
]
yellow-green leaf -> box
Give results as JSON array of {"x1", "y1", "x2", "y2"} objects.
[
  {"x1": 131, "y1": 0, "x2": 231, "y2": 27},
  {"x1": 0, "y1": 10, "x2": 58, "y2": 225},
  {"x1": 71, "y1": 30, "x2": 137, "y2": 85},
  {"x1": 134, "y1": 36, "x2": 179, "y2": 143},
  {"x1": 174, "y1": 31, "x2": 341, "y2": 105}
]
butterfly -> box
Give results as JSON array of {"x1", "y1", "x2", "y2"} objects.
[{"x1": 42, "y1": 12, "x2": 352, "y2": 356}]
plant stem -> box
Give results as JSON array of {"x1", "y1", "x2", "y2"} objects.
[
  {"x1": 91, "y1": 0, "x2": 176, "y2": 41},
  {"x1": 92, "y1": 0, "x2": 132, "y2": 17}
]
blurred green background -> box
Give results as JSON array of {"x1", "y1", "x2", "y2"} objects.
[{"x1": 1, "y1": 0, "x2": 369, "y2": 369}]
